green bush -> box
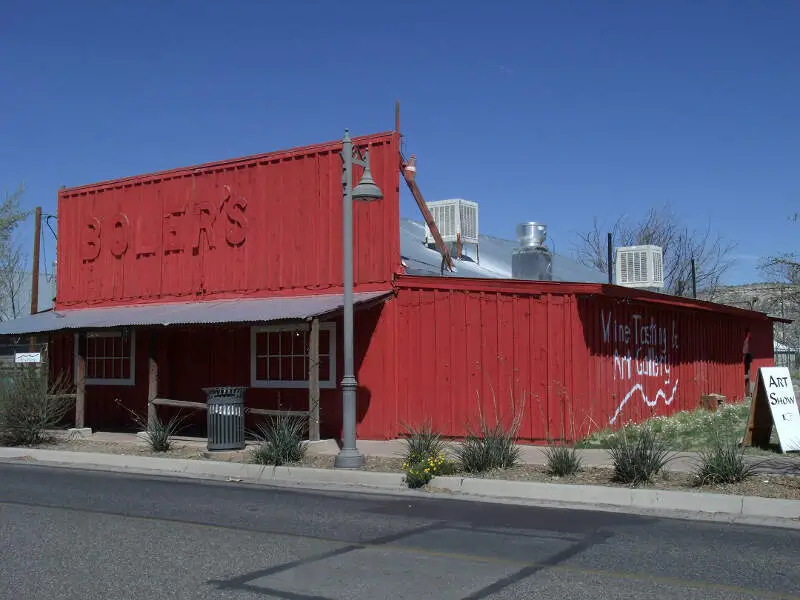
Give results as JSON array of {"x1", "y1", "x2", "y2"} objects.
[
  {"x1": 142, "y1": 412, "x2": 188, "y2": 452},
  {"x1": 608, "y1": 426, "x2": 673, "y2": 486},
  {"x1": 0, "y1": 367, "x2": 73, "y2": 446},
  {"x1": 402, "y1": 421, "x2": 446, "y2": 465},
  {"x1": 543, "y1": 444, "x2": 582, "y2": 477},
  {"x1": 457, "y1": 422, "x2": 521, "y2": 473},
  {"x1": 114, "y1": 398, "x2": 189, "y2": 453},
  {"x1": 696, "y1": 437, "x2": 757, "y2": 485},
  {"x1": 251, "y1": 415, "x2": 308, "y2": 466},
  {"x1": 402, "y1": 452, "x2": 455, "y2": 488},
  {"x1": 400, "y1": 422, "x2": 458, "y2": 488}
]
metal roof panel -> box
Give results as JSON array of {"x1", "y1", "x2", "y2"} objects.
[{"x1": 0, "y1": 291, "x2": 392, "y2": 335}]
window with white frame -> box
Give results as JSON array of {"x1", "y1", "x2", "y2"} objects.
[
  {"x1": 74, "y1": 330, "x2": 136, "y2": 386},
  {"x1": 251, "y1": 323, "x2": 336, "y2": 388}
]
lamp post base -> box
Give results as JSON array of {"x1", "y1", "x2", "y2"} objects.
[{"x1": 334, "y1": 447, "x2": 366, "y2": 469}]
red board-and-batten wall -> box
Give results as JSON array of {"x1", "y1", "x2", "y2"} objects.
[
  {"x1": 49, "y1": 132, "x2": 402, "y2": 434},
  {"x1": 47, "y1": 129, "x2": 775, "y2": 440},
  {"x1": 385, "y1": 278, "x2": 774, "y2": 443}
]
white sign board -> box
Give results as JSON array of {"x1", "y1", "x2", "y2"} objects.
[
  {"x1": 14, "y1": 352, "x2": 42, "y2": 364},
  {"x1": 760, "y1": 367, "x2": 800, "y2": 453}
]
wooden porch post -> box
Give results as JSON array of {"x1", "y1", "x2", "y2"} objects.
[
  {"x1": 308, "y1": 318, "x2": 320, "y2": 441},
  {"x1": 148, "y1": 329, "x2": 158, "y2": 426},
  {"x1": 75, "y1": 333, "x2": 86, "y2": 429}
]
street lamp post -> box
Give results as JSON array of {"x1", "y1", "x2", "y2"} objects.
[{"x1": 335, "y1": 129, "x2": 383, "y2": 469}]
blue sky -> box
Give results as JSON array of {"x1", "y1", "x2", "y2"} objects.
[{"x1": 1, "y1": 0, "x2": 798, "y2": 285}]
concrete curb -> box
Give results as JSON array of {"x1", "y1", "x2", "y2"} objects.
[
  {"x1": 2, "y1": 447, "x2": 798, "y2": 527},
  {"x1": 0, "y1": 448, "x2": 407, "y2": 491}
]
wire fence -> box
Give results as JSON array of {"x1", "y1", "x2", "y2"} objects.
[{"x1": 774, "y1": 349, "x2": 800, "y2": 372}]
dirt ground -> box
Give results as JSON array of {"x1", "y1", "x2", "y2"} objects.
[{"x1": 30, "y1": 437, "x2": 800, "y2": 501}]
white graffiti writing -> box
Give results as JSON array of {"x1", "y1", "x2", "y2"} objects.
[
  {"x1": 602, "y1": 310, "x2": 679, "y2": 423},
  {"x1": 609, "y1": 381, "x2": 680, "y2": 425}
]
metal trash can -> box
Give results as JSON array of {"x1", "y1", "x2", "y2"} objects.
[{"x1": 203, "y1": 386, "x2": 247, "y2": 451}]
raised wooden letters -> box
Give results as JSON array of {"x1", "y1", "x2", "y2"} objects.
[
  {"x1": 82, "y1": 185, "x2": 248, "y2": 262},
  {"x1": 109, "y1": 213, "x2": 130, "y2": 258},
  {"x1": 81, "y1": 217, "x2": 102, "y2": 262},
  {"x1": 224, "y1": 191, "x2": 248, "y2": 247}
]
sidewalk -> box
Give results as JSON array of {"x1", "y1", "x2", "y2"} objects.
[{"x1": 66, "y1": 431, "x2": 800, "y2": 476}]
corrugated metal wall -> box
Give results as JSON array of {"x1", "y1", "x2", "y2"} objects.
[
  {"x1": 55, "y1": 132, "x2": 400, "y2": 309},
  {"x1": 385, "y1": 278, "x2": 775, "y2": 443}
]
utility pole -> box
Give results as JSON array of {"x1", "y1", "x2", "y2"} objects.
[{"x1": 30, "y1": 206, "x2": 41, "y2": 315}]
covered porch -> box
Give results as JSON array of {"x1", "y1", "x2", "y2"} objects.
[{"x1": 0, "y1": 290, "x2": 392, "y2": 442}]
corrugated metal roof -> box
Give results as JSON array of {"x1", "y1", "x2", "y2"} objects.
[
  {"x1": 399, "y1": 219, "x2": 607, "y2": 283},
  {"x1": 0, "y1": 290, "x2": 392, "y2": 335}
]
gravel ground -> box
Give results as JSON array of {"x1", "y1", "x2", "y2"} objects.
[
  {"x1": 473, "y1": 464, "x2": 800, "y2": 500},
  {"x1": 23, "y1": 438, "x2": 800, "y2": 500}
]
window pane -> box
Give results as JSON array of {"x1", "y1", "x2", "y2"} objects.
[
  {"x1": 280, "y1": 357, "x2": 292, "y2": 381},
  {"x1": 256, "y1": 356, "x2": 267, "y2": 380},
  {"x1": 268, "y1": 357, "x2": 281, "y2": 381},
  {"x1": 83, "y1": 332, "x2": 132, "y2": 381},
  {"x1": 292, "y1": 357, "x2": 306, "y2": 381},
  {"x1": 292, "y1": 330, "x2": 306, "y2": 355},
  {"x1": 256, "y1": 332, "x2": 267, "y2": 355},
  {"x1": 279, "y1": 331, "x2": 293, "y2": 356},
  {"x1": 100, "y1": 337, "x2": 111, "y2": 359},
  {"x1": 319, "y1": 355, "x2": 331, "y2": 381},
  {"x1": 319, "y1": 329, "x2": 330, "y2": 351},
  {"x1": 268, "y1": 331, "x2": 280, "y2": 355}
]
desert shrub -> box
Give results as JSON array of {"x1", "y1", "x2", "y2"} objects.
[
  {"x1": 543, "y1": 444, "x2": 582, "y2": 477},
  {"x1": 114, "y1": 398, "x2": 189, "y2": 452},
  {"x1": 403, "y1": 452, "x2": 452, "y2": 488},
  {"x1": 402, "y1": 421, "x2": 447, "y2": 466},
  {"x1": 456, "y1": 375, "x2": 525, "y2": 473},
  {"x1": 457, "y1": 421, "x2": 521, "y2": 473},
  {"x1": 251, "y1": 414, "x2": 308, "y2": 466},
  {"x1": 141, "y1": 413, "x2": 188, "y2": 452},
  {"x1": 696, "y1": 437, "x2": 758, "y2": 485},
  {"x1": 400, "y1": 421, "x2": 458, "y2": 488},
  {"x1": 608, "y1": 425, "x2": 673, "y2": 486},
  {"x1": 0, "y1": 367, "x2": 73, "y2": 446}
]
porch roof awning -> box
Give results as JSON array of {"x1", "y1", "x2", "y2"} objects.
[{"x1": 0, "y1": 290, "x2": 394, "y2": 336}]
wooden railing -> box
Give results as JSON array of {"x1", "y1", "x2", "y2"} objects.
[{"x1": 151, "y1": 397, "x2": 309, "y2": 418}]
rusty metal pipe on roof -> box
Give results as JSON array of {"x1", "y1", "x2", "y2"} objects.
[{"x1": 400, "y1": 153, "x2": 454, "y2": 272}]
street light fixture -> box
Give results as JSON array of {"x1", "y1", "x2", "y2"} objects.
[{"x1": 335, "y1": 129, "x2": 382, "y2": 469}]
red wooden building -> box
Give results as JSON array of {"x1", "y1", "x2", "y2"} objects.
[{"x1": 0, "y1": 130, "x2": 777, "y2": 442}]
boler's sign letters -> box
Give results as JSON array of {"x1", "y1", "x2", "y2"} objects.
[{"x1": 81, "y1": 185, "x2": 248, "y2": 262}]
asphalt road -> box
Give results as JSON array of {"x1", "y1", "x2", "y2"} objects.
[{"x1": 1, "y1": 463, "x2": 798, "y2": 600}]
